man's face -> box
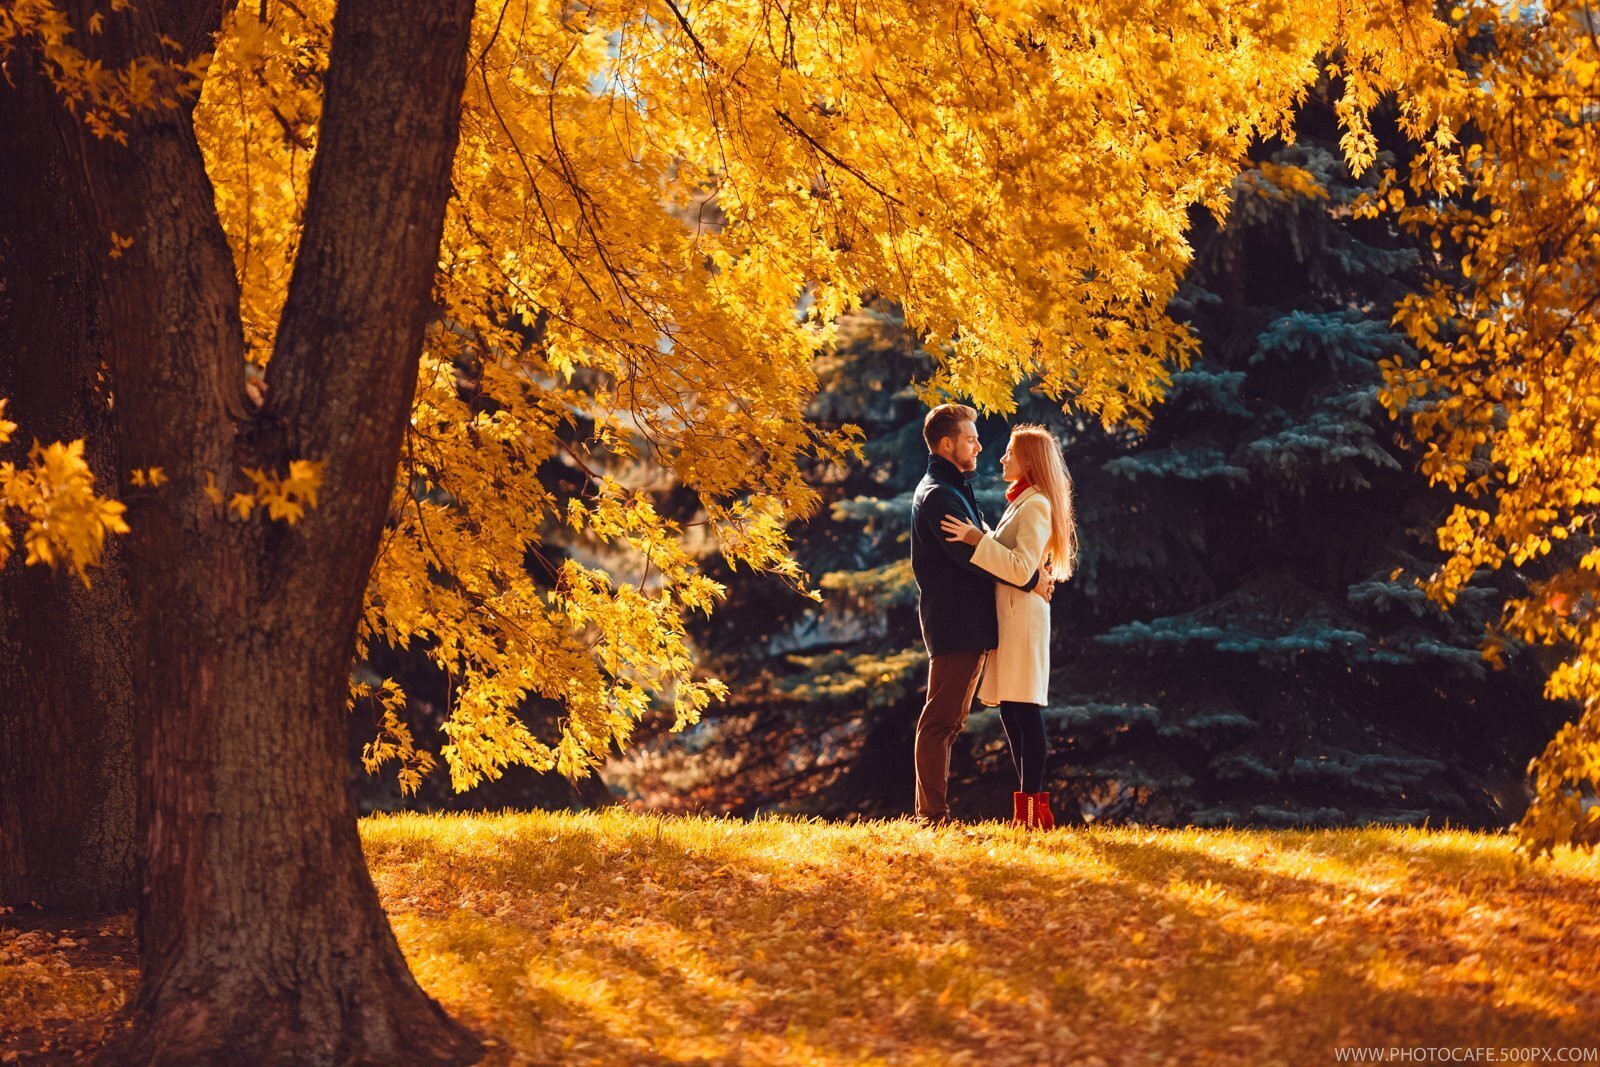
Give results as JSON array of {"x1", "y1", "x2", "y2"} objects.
[{"x1": 941, "y1": 418, "x2": 981, "y2": 472}]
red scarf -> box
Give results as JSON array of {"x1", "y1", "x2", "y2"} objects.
[{"x1": 1005, "y1": 478, "x2": 1032, "y2": 504}]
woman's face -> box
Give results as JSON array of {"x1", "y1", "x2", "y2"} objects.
[{"x1": 1000, "y1": 440, "x2": 1026, "y2": 483}]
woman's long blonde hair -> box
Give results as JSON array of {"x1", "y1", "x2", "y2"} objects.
[{"x1": 1009, "y1": 424, "x2": 1078, "y2": 581}]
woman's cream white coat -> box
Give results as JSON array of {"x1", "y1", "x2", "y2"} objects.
[{"x1": 973, "y1": 486, "x2": 1051, "y2": 706}]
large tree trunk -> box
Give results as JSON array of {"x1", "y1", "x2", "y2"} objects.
[
  {"x1": 31, "y1": 1, "x2": 482, "y2": 1062},
  {"x1": 0, "y1": 51, "x2": 137, "y2": 914}
]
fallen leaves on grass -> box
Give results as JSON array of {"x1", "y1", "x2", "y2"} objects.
[
  {"x1": 360, "y1": 813, "x2": 1600, "y2": 1066},
  {"x1": 4, "y1": 817, "x2": 1597, "y2": 1065}
]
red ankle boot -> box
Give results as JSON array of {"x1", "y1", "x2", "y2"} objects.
[
  {"x1": 1012, "y1": 791, "x2": 1030, "y2": 826},
  {"x1": 1032, "y1": 792, "x2": 1055, "y2": 830}
]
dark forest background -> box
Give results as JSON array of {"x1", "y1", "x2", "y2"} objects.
[{"x1": 349, "y1": 89, "x2": 1574, "y2": 829}]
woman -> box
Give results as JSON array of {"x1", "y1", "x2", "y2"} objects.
[{"x1": 939, "y1": 425, "x2": 1078, "y2": 829}]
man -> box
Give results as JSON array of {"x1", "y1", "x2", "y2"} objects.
[{"x1": 911, "y1": 403, "x2": 1052, "y2": 823}]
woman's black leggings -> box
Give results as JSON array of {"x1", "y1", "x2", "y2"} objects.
[{"x1": 998, "y1": 701, "x2": 1050, "y2": 793}]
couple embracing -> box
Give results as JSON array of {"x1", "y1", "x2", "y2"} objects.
[{"x1": 909, "y1": 403, "x2": 1078, "y2": 829}]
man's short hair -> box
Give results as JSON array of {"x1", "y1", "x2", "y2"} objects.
[{"x1": 923, "y1": 403, "x2": 978, "y2": 452}]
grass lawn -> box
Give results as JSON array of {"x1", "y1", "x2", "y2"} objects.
[{"x1": 5, "y1": 810, "x2": 1600, "y2": 1064}]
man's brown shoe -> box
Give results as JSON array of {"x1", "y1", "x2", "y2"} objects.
[{"x1": 912, "y1": 812, "x2": 957, "y2": 827}]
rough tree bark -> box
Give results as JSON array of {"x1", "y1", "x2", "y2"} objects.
[
  {"x1": 26, "y1": 0, "x2": 482, "y2": 1061},
  {"x1": 0, "y1": 55, "x2": 135, "y2": 914}
]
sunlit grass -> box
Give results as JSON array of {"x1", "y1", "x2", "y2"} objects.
[{"x1": 362, "y1": 811, "x2": 1600, "y2": 1066}]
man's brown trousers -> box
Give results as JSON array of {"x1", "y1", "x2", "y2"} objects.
[{"x1": 913, "y1": 649, "x2": 987, "y2": 818}]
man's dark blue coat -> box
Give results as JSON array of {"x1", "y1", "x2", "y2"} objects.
[{"x1": 910, "y1": 454, "x2": 1038, "y2": 657}]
